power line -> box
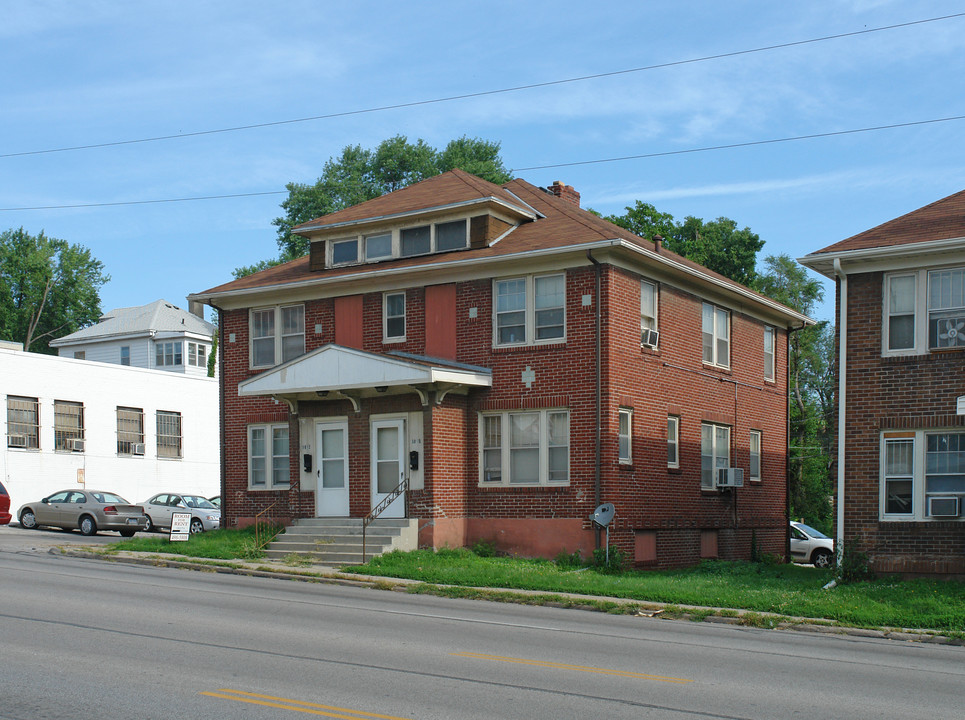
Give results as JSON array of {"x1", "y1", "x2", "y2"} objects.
[
  {"x1": 2, "y1": 12, "x2": 962, "y2": 160},
  {"x1": 3, "y1": 113, "x2": 963, "y2": 212},
  {"x1": 510, "y1": 114, "x2": 965, "y2": 172}
]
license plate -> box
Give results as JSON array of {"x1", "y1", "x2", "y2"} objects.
[{"x1": 127, "y1": 518, "x2": 138, "y2": 525}]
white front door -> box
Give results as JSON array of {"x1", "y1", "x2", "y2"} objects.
[
  {"x1": 371, "y1": 418, "x2": 406, "y2": 518},
  {"x1": 316, "y1": 421, "x2": 349, "y2": 517}
]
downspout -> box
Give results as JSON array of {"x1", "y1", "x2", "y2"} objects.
[
  {"x1": 209, "y1": 301, "x2": 228, "y2": 527},
  {"x1": 586, "y1": 251, "x2": 602, "y2": 550},
  {"x1": 833, "y1": 258, "x2": 847, "y2": 566}
]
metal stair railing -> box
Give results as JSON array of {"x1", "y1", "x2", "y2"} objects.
[
  {"x1": 362, "y1": 477, "x2": 408, "y2": 563},
  {"x1": 254, "y1": 502, "x2": 279, "y2": 551}
]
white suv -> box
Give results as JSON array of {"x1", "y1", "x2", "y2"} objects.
[{"x1": 789, "y1": 521, "x2": 834, "y2": 568}]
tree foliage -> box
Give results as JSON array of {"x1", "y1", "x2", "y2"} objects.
[
  {"x1": 266, "y1": 135, "x2": 513, "y2": 267},
  {"x1": 0, "y1": 227, "x2": 108, "y2": 354}
]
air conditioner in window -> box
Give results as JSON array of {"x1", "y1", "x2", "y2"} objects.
[
  {"x1": 641, "y1": 328, "x2": 660, "y2": 348},
  {"x1": 927, "y1": 496, "x2": 960, "y2": 518},
  {"x1": 716, "y1": 468, "x2": 744, "y2": 488},
  {"x1": 7, "y1": 434, "x2": 26, "y2": 448},
  {"x1": 131, "y1": 442, "x2": 146, "y2": 456},
  {"x1": 71, "y1": 438, "x2": 86, "y2": 452}
]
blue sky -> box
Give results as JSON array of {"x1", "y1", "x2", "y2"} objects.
[{"x1": 3, "y1": 1, "x2": 964, "y2": 323}]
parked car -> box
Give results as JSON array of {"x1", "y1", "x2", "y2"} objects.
[
  {"x1": 18, "y1": 489, "x2": 147, "y2": 536},
  {"x1": 790, "y1": 521, "x2": 834, "y2": 568},
  {"x1": 141, "y1": 493, "x2": 221, "y2": 534},
  {"x1": 0, "y1": 479, "x2": 11, "y2": 525},
  {"x1": 208, "y1": 495, "x2": 221, "y2": 509}
]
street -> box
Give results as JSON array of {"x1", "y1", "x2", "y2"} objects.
[{"x1": 1, "y1": 530, "x2": 963, "y2": 719}]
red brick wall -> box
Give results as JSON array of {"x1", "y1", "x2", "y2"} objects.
[{"x1": 837, "y1": 271, "x2": 965, "y2": 577}]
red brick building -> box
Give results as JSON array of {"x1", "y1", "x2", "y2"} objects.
[
  {"x1": 801, "y1": 188, "x2": 965, "y2": 578},
  {"x1": 193, "y1": 170, "x2": 810, "y2": 567}
]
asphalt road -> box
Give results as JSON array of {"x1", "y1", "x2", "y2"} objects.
[{"x1": 1, "y1": 531, "x2": 963, "y2": 720}]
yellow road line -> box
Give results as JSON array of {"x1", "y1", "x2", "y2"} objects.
[
  {"x1": 451, "y1": 652, "x2": 693, "y2": 684},
  {"x1": 199, "y1": 689, "x2": 414, "y2": 720}
]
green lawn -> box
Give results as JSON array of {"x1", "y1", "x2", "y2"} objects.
[{"x1": 107, "y1": 524, "x2": 274, "y2": 560}]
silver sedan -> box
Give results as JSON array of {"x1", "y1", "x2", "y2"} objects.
[
  {"x1": 18, "y1": 489, "x2": 147, "y2": 537},
  {"x1": 140, "y1": 493, "x2": 221, "y2": 534}
]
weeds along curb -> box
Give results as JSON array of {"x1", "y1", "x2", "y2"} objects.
[{"x1": 57, "y1": 548, "x2": 965, "y2": 646}]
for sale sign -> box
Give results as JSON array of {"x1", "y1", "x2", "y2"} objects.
[{"x1": 170, "y1": 512, "x2": 191, "y2": 542}]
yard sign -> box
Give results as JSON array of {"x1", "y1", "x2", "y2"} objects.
[{"x1": 170, "y1": 512, "x2": 191, "y2": 542}]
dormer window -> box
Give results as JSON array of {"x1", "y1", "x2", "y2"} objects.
[
  {"x1": 322, "y1": 218, "x2": 470, "y2": 268},
  {"x1": 365, "y1": 233, "x2": 392, "y2": 261},
  {"x1": 401, "y1": 225, "x2": 431, "y2": 257},
  {"x1": 332, "y1": 238, "x2": 358, "y2": 265}
]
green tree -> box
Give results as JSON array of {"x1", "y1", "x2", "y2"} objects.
[
  {"x1": 0, "y1": 227, "x2": 108, "y2": 354},
  {"x1": 604, "y1": 201, "x2": 677, "y2": 242},
  {"x1": 267, "y1": 135, "x2": 513, "y2": 266}
]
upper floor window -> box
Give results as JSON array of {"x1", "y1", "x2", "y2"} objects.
[
  {"x1": 188, "y1": 342, "x2": 207, "y2": 367},
  {"x1": 701, "y1": 422, "x2": 730, "y2": 490},
  {"x1": 329, "y1": 219, "x2": 469, "y2": 267},
  {"x1": 641, "y1": 280, "x2": 659, "y2": 347},
  {"x1": 384, "y1": 292, "x2": 406, "y2": 342},
  {"x1": 494, "y1": 273, "x2": 565, "y2": 347},
  {"x1": 120, "y1": 346, "x2": 130, "y2": 365},
  {"x1": 54, "y1": 400, "x2": 84, "y2": 452},
  {"x1": 764, "y1": 326, "x2": 775, "y2": 381},
  {"x1": 480, "y1": 409, "x2": 569, "y2": 486},
  {"x1": 7, "y1": 395, "x2": 39, "y2": 449},
  {"x1": 884, "y1": 267, "x2": 965, "y2": 354},
  {"x1": 251, "y1": 305, "x2": 305, "y2": 368},
  {"x1": 73, "y1": 351, "x2": 85, "y2": 360},
  {"x1": 156, "y1": 341, "x2": 182, "y2": 367},
  {"x1": 702, "y1": 303, "x2": 730, "y2": 368}
]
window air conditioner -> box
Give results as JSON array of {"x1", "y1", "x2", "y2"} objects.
[
  {"x1": 71, "y1": 438, "x2": 86, "y2": 452},
  {"x1": 927, "y1": 496, "x2": 960, "y2": 518},
  {"x1": 7, "y1": 434, "x2": 27, "y2": 448},
  {"x1": 642, "y1": 328, "x2": 660, "y2": 348},
  {"x1": 716, "y1": 468, "x2": 744, "y2": 488},
  {"x1": 132, "y1": 442, "x2": 146, "y2": 456}
]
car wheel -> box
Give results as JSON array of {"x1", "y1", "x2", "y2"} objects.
[
  {"x1": 812, "y1": 549, "x2": 833, "y2": 569},
  {"x1": 119, "y1": 529, "x2": 136, "y2": 538},
  {"x1": 144, "y1": 515, "x2": 154, "y2": 532},
  {"x1": 78, "y1": 515, "x2": 97, "y2": 536},
  {"x1": 19, "y1": 509, "x2": 38, "y2": 529},
  {"x1": 189, "y1": 518, "x2": 204, "y2": 534}
]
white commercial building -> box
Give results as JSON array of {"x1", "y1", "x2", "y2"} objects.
[{"x1": 1, "y1": 342, "x2": 219, "y2": 518}]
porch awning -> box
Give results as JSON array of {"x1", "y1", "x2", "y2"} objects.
[{"x1": 238, "y1": 344, "x2": 491, "y2": 406}]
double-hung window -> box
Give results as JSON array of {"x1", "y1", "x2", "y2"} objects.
[
  {"x1": 701, "y1": 423, "x2": 730, "y2": 490},
  {"x1": 188, "y1": 342, "x2": 207, "y2": 367},
  {"x1": 882, "y1": 430, "x2": 965, "y2": 520},
  {"x1": 249, "y1": 423, "x2": 290, "y2": 489},
  {"x1": 156, "y1": 341, "x2": 182, "y2": 367},
  {"x1": 667, "y1": 416, "x2": 679, "y2": 468},
  {"x1": 117, "y1": 406, "x2": 144, "y2": 455},
  {"x1": 884, "y1": 267, "x2": 965, "y2": 354},
  {"x1": 618, "y1": 408, "x2": 633, "y2": 464},
  {"x1": 7, "y1": 395, "x2": 39, "y2": 449},
  {"x1": 384, "y1": 292, "x2": 406, "y2": 341},
  {"x1": 641, "y1": 280, "x2": 658, "y2": 347},
  {"x1": 749, "y1": 430, "x2": 762, "y2": 481},
  {"x1": 157, "y1": 410, "x2": 182, "y2": 459},
  {"x1": 480, "y1": 409, "x2": 569, "y2": 486},
  {"x1": 763, "y1": 326, "x2": 775, "y2": 381},
  {"x1": 702, "y1": 303, "x2": 730, "y2": 368},
  {"x1": 494, "y1": 274, "x2": 566, "y2": 346},
  {"x1": 928, "y1": 268, "x2": 965, "y2": 349},
  {"x1": 54, "y1": 400, "x2": 84, "y2": 451},
  {"x1": 250, "y1": 305, "x2": 305, "y2": 368},
  {"x1": 120, "y1": 346, "x2": 130, "y2": 365}
]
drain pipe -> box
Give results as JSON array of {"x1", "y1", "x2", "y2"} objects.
[
  {"x1": 833, "y1": 259, "x2": 847, "y2": 565},
  {"x1": 209, "y1": 301, "x2": 228, "y2": 526},
  {"x1": 586, "y1": 251, "x2": 603, "y2": 550}
]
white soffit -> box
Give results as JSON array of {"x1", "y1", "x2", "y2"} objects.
[{"x1": 238, "y1": 344, "x2": 491, "y2": 396}]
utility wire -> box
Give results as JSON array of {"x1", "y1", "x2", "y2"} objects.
[
  {"x1": 2, "y1": 12, "x2": 962, "y2": 160},
  {"x1": 3, "y1": 113, "x2": 963, "y2": 212}
]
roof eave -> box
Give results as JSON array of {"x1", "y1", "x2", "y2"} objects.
[{"x1": 799, "y1": 235, "x2": 965, "y2": 278}]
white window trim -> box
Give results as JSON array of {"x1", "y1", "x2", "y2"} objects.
[
  {"x1": 249, "y1": 304, "x2": 305, "y2": 369},
  {"x1": 883, "y1": 266, "x2": 965, "y2": 356},
  {"x1": 478, "y1": 409, "x2": 570, "y2": 487},
  {"x1": 763, "y1": 326, "x2": 775, "y2": 381},
  {"x1": 702, "y1": 303, "x2": 731, "y2": 369},
  {"x1": 701, "y1": 422, "x2": 731, "y2": 490},
  {"x1": 618, "y1": 408, "x2": 633, "y2": 464},
  {"x1": 667, "y1": 415, "x2": 679, "y2": 469},
  {"x1": 492, "y1": 273, "x2": 566, "y2": 348},
  {"x1": 383, "y1": 291, "x2": 406, "y2": 343},
  {"x1": 880, "y1": 430, "x2": 965, "y2": 522},
  {"x1": 749, "y1": 429, "x2": 762, "y2": 482},
  {"x1": 248, "y1": 422, "x2": 291, "y2": 490},
  {"x1": 641, "y1": 280, "x2": 658, "y2": 346}
]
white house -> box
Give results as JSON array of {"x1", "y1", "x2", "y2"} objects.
[
  {"x1": 1, "y1": 341, "x2": 219, "y2": 518},
  {"x1": 49, "y1": 299, "x2": 216, "y2": 377}
]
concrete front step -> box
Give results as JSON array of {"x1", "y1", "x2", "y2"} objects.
[{"x1": 266, "y1": 517, "x2": 418, "y2": 564}]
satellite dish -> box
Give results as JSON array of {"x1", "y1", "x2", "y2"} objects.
[{"x1": 591, "y1": 502, "x2": 615, "y2": 529}]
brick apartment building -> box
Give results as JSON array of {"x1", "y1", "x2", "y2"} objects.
[
  {"x1": 801, "y1": 188, "x2": 965, "y2": 578},
  {"x1": 192, "y1": 170, "x2": 810, "y2": 567}
]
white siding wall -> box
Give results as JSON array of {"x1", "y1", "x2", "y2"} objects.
[{"x1": 1, "y1": 347, "x2": 219, "y2": 515}]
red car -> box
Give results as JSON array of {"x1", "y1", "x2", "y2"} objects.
[{"x1": 0, "y1": 479, "x2": 11, "y2": 525}]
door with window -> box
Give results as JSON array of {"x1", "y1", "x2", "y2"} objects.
[
  {"x1": 316, "y1": 421, "x2": 349, "y2": 517},
  {"x1": 371, "y1": 418, "x2": 406, "y2": 518}
]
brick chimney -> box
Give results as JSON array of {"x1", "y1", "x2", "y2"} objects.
[{"x1": 549, "y1": 180, "x2": 581, "y2": 207}]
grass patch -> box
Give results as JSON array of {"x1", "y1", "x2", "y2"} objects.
[
  {"x1": 348, "y1": 549, "x2": 965, "y2": 632},
  {"x1": 108, "y1": 525, "x2": 279, "y2": 560}
]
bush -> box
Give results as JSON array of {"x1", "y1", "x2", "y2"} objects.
[
  {"x1": 470, "y1": 540, "x2": 497, "y2": 557},
  {"x1": 592, "y1": 545, "x2": 626, "y2": 574},
  {"x1": 554, "y1": 550, "x2": 584, "y2": 570},
  {"x1": 837, "y1": 540, "x2": 876, "y2": 584}
]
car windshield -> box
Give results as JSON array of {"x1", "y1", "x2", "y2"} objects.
[
  {"x1": 91, "y1": 492, "x2": 128, "y2": 504},
  {"x1": 796, "y1": 523, "x2": 828, "y2": 539},
  {"x1": 182, "y1": 495, "x2": 216, "y2": 509}
]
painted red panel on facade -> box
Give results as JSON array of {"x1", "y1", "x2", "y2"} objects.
[
  {"x1": 334, "y1": 295, "x2": 364, "y2": 349},
  {"x1": 425, "y1": 284, "x2": 457, "y2": 360}
]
